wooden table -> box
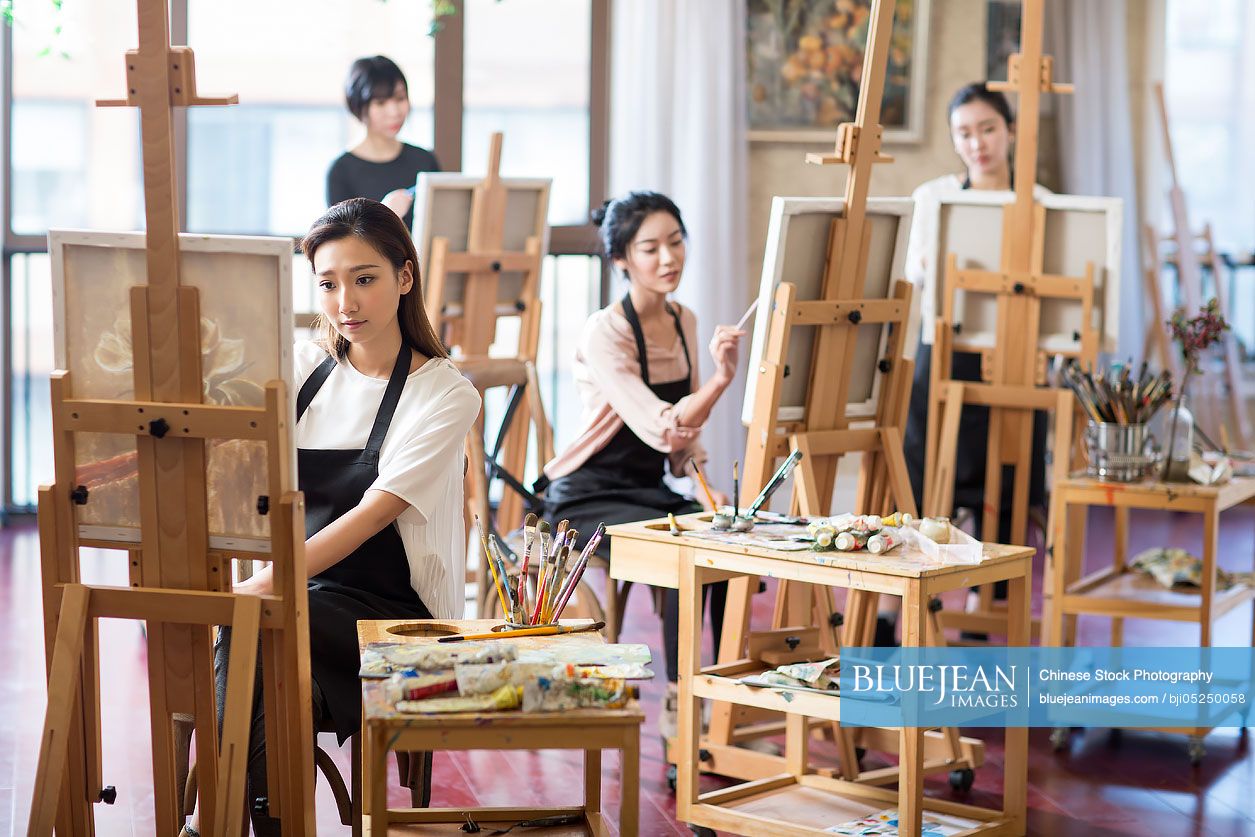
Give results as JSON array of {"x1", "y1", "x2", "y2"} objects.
[
  {"x1": 358, "y1": 618, "x2": 643, "y2": 835},
  {"x1": 609, "y1": 514, "x2": 1034, "y2": 837},
  {"x1": 1046, "y1": 475, "x2": 1255, "y2": 761}
]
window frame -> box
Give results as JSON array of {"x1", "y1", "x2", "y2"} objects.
[{"x1": 0, "y1": 0, "x2": 609, "y2": 513}]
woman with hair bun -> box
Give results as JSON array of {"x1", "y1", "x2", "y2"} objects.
[{"x1": 537, "y1": 191, "x2": 743, "y2": 742}]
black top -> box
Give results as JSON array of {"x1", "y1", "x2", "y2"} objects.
[{"x1": 325, "y1": 142, "x2": 440, "y2": 229}]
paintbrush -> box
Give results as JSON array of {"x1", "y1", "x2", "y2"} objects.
[
  {"x1": 437, "y1": 621, "x2": 606, "y2": 643},
  {"x1": 475, "y1": 515, "x2": 509, "y2": 618},
  {"x1": 552, "y1": 524, "x2": 606, "y2": 620},
  {"x1": 732, "y1": 460, "x2": 740, "y2": 519},
  {"x1": 735, "y1": 298, "x2": 759, "y2": 331},
  {"x1": 520, "y1": 520, "x2": 550, "y2": 619},
  {"x1": 544, "y1": 530, "x2": 578, "y2": 623},
  {"x1": 746, "y1": 448, "x2": 803, "y2": 518},
  {"x1": 687, "y1": 457, "x2": 719, "y2": 511},
  {"x1": 516, "y1": 515, "x2": 537, "y2": 611}
]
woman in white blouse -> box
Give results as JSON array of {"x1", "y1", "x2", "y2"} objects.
[
  {"x1": 538, "y1": 191, "x2": 743, "y2": 742},
  {"x1": 899, "y1": 83, "x2": 1051, "y2": 636},
  {"x1": 184, "y1": 198, "x2": 480, "y2": 837}
]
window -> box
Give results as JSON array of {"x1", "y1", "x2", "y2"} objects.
[
  {"x1": 1162, "y1": 0, "x2": 1255, "y2": 345},
  {"x1": 463, "y1": 0, "x2": 591, "y2": 226},
  {"x1": 10, "y1": 2, "x2": 143, "y2": 235},
  {"x1": 187, "y1": 0, "x2": 436, "y2": 237},
  {"x1": 1, "y1": 1, "x2": 607, "y2": 511}
]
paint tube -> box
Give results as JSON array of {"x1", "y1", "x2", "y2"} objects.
[
  {"x1": 834, "y1": 529, "x2": 870, "y2": 551},
  {"x1": 454, "y1": 661, "x2": 554, "y2": 695},
  {"x1": 396, "y1": 684, "x2": 521, "y2": 714},
  {"x1": 380, "y1": 640, "x2": 517, "y2": 671},
  {"x1": 521, "y1": 676, "x2": 637, "y2": 712},
  {"x1": 867, "y1": 528, "x2": 903, "y2": 554},
  {"x1": 387, "y1": 672, "x2": 458, "y2": 703}
]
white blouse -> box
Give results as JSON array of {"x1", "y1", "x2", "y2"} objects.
[
  {"x1": 294, "y1": 340, "x2": 481, "y2": 619},
  {"x1": 903, "y1": 174, "x2": 1051, "y2": 358}
]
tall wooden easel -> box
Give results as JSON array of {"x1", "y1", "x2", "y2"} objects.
[
  {"x1": 922, "y1": 0, "x2": 1082, "y2": 642},
  {"x1": 421, "y1": 132, "x2": 551, "y2": 616},
  {"x1": 682, "y1": 0, "x2": 985, "y2": 788},
  {"x1": 1148, "y1": 82, "x2": 1250, "y2": 447},
  {"x1": 27, "y1": 3, "x2": 315, "y2": 833}
]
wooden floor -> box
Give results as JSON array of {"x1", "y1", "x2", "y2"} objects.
[{"x1": 2, "y1": 505, "x2": 1254, "y2": 836}]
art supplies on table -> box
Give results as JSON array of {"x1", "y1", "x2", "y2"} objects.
[
  {"x1": 1063, "y1": 360, "x2": 1173, "y2": 426},
  {"x1": 397, "y1": 684, "x2": 521, "y2": 714},
  {"x1": 824, "y1": 808, "x2": 979, "y2": 836},
  {"x1": 522, "y1": 675, "x2": 636, "y2": 712},
  {"x1": 438, "y1": 620, "x2": 606, "y2": 643},
  {"x1": 740, "y1": 657, "x2": 840, "y2": 694},
  {"x1": 1130, "y1": 547, "x2": 1255, "y2": 592},
  {"x1": 364, "y1": 636, "x2": 652, "y2": 715},
  {"x1": 807, "y1": 512, "x2": 911, "y2": 554},
  {"x1": 746, "y1": 447, "x2": 804, "y2": 517},
  {"x1": 899, "y1": 519, "x2": 984, "y2": 565},
  {"x1": 474, "y1": 512, "x2": 606, "y2": 626},
  {"x1": 683, "y1": 521, "x2": 814, "y2": 552}
]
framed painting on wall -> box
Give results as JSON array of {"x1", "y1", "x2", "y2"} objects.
[{"x1": 747, "y1": 0, "x2": 932, "y2": 144}]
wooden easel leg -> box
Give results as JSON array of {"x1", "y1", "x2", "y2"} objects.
[
  {"x1": 929, "y1": 384, "x2": 964, "y2": 519},
  {"x1": 707, "y1": 576, "x2": 755, "y2": 744},
  {"x1": 214, "y1": 596, "x2": 262, "y2": 831},
  {"x1": 144, "y1": 623, "x2": 184, "y2": 835},
  {"x1": 28, "y1": 583, "x2": 91, "y2": 837}
]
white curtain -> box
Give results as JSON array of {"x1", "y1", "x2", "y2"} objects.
[
  {"x1": 609, "y1": 0, "x2": 751, "y2": 490},
  {"x1": 1047, "y1": 0, "x2": 1145, "y2": 360}
]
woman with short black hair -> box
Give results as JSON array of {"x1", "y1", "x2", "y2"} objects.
[{"x1": 326, "y1": 55, "x2": 439, "y2": 229}]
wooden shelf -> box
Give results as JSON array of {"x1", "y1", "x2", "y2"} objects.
[
  {"x1": 1061, "y1": 570, "x2": 1255, "y2": 621},
  {"x1": 687, "y1": 774, "x2": 1014, "y2": 837}
]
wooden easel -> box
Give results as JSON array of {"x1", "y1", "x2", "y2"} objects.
[
  {"x1": 922, "y1": 0, "x2": 1084, "y2": 643},
  {"x1": 1148, "y1": 82, "x2": 1250, "y2": 447},
  {"x1": 27, "y1": 3, "x2": 315, "y2": 833},
  {"x1": 1141, "y1": 224, "x2": 1177, "y2": 375},
  {"x1": 685, "y1": 0, "x2": 985, "y2": 788},
  {"x1": 421, "y1": 132, "x2": 550, "y2": 616}
]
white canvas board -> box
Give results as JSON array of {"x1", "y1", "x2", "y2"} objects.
[
  {"x1": 924, "y1": 192, "x2": 1122, "y2": 354},
  {"x1": 411, "y1": 172, "x2": 551, "y2": 312},
  {"x1": 50, "y1": 230, "x2": 296, "y2": 552},
  {"x1": 741, "y1": 196, "x2": 914, "y2": 426}
]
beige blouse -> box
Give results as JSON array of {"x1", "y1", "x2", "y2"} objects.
[{"x1": 543, "y1": 300, "x2": 706, "y2": 480}]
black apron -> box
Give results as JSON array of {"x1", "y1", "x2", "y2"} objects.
[
  {"x1": 543, "y1": 295, "x2": 701, "y2": 553},
  {"x1": 295, "y1": 345, "x2": 431, "y2": 741}
]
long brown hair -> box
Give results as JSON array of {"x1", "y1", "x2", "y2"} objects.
[{"x1": 301, "y1": 198, "x2": 447, "y2": 362}]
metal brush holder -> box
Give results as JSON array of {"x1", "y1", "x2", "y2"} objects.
[{"x1": 1085, "y1": 422, "x2": 1158, "y2": 482}]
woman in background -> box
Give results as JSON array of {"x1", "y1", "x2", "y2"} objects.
[
  {"x1": 326, "y1": 55, "x2": 439, "y2": 230},
  {"x1": 900, "y1": 82, "x2": 1052, "y2": 637}
]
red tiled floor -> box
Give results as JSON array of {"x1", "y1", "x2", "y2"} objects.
[{"x1": 3, "y1": 504, "x2": 1253, "y2": 835}]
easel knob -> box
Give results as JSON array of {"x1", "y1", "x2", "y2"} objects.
[
  {"x1": 71, "y1": 485, "x2": 89, "y2": 506},
  {"x1": 98, "y1": 786, "x2": 117, "y2": 805},
  {"x1": 148, "y1": 418, "x2": 170, "y2": 438}
]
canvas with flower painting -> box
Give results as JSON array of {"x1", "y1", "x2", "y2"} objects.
[
  {"x1": 51, "y1": 230, "x2": 295, "y2": 551},
  {"x1": 748, "y1": 0, "x2": 931, "y2": 142}
]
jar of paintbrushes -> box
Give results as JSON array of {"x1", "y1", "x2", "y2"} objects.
[{"x1": 1063, "y1": 361, "x2": 1172, "y2": 483}]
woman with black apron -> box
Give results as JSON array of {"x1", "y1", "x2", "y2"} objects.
[
  {"x1": 538, "y1": 192, "x2": 744, "y2": 744},
  {"x1": 183, "y1": 198, "x2": 479, "y2": 837}
]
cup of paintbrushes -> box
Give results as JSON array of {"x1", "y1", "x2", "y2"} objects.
[{"x1": 1085, "y1": 422, "x2": 1156, "y2": 482}]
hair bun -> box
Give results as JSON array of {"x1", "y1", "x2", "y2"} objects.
[{"x1": 589, "y1": 199, "x2": 612, "y2": 227}]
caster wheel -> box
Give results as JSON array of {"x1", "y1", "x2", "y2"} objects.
[
  {"x1": 1188, "y1": 737, "x2": 1205, "y2": 766},
  {"x1": 1050, "y1": 727, "x2": 1070, "y2": 752},
  {"x1": 690, "y1": 827, "x2": 717, "y2": 837},
  {"x1": 948, "y1": 768, "x2": 975, "y2": 793},
  {"x1": 98, "y1": 785, "x2": 117, "y2": 805},
  {"x1": 666, "y1": 763, "x2": 677, "y2": 792}
]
